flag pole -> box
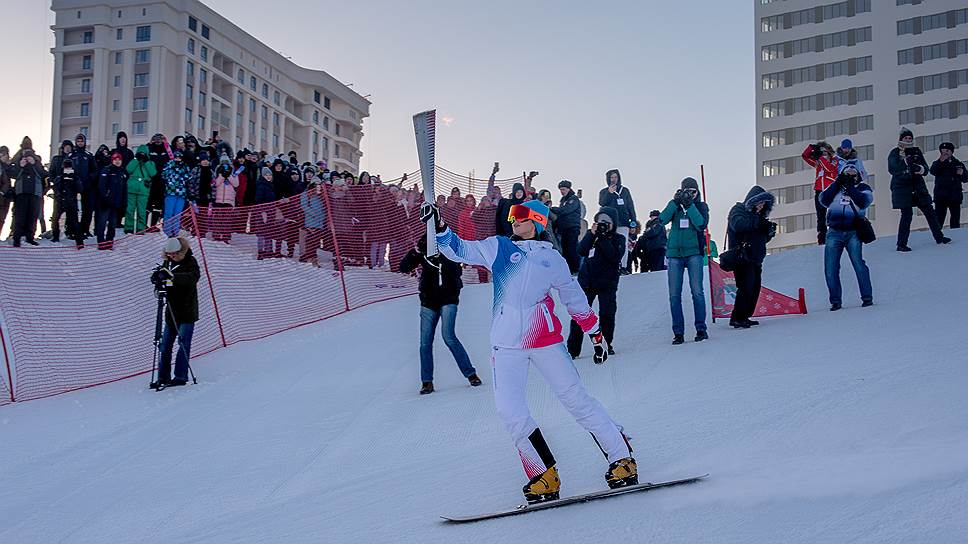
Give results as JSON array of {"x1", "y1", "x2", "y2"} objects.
[{"x1": 700, "y1": 164, "x2": 715, "y2": 324}]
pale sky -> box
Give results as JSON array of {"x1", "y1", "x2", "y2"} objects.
[{"x1": 0, "y1": 0, "x2": 755, "y2": 239}]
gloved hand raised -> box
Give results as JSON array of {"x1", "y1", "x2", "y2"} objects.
[
  {"x1": 589, "y1": 327, "x2": 610, "y2": 364},
  {"x1": 419, "y1": 202, "x2": 440, "y2": 225}
]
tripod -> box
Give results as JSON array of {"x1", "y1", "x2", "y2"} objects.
[{"x1": 149, "y1": 287, "x2": 198, "y2": 390}]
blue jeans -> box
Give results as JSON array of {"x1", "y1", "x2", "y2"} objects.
[
  {"x1": 420, "y1": 304, "x2": 475, "y2": 382},
  {"x1": 668, "y1": 254, "x2": 707, "y2": 335},
  {"x1": 163, "y1": 195, "x2": 185, "y2": 236},
  {"x1": 159, "y1": 322, "x2": 195, "y2": 381},
  {"x1": 824, "y1": 229, "x2": 872, "y2": 305}
]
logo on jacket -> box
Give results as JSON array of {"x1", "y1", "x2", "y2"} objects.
[{"x1": 509, "y1": 252, "x2": 523, "y2": 264}]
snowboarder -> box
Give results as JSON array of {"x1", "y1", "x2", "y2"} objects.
[{"x1": 421, "y1": 199, "x2": 637, "y2": 504}]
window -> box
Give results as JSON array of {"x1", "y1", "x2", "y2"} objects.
[
  {"x1": 185, "y1": 108, "x2": 193, "y2": 126},
  {"x1": 313, "y1": 131, "x2": 319, "y2": 147},
  {"x1": 134, "y1": 72, "x2": 148, "y2": 87},
  {"x1": 200, "y1": 46, "x2": 208, "y2": 62},
  {"x1": 133, "y1": 97, "x2": 148, "y2": 112},
  {"x1": 136, "y1": 25, "x2": 150, "y2": 42},
  {"x1": 236, "y1": 90, "x2": 243, "y2": 104},
  {"x1": 116, "y1": 28, "x2": 123, "y2": 40},
  {"x1": 188, "y1": 16, "x2": 197, "y2": 32},
  {"x1": 236, "y1": 111, "x2": 242, "y2": 128},
  {"x1": 335, "y1": 123, "x2": 340, "y2": 137},
  {"x1": 314, "y1": 90, "x2": 321, "y2": 103},
  {"x1": 186, "y1": 84, "x2": 193, "y2": 100},
  {"x1": 324, "y1": 96, "x2": 331, "y2": 110},
  {"x1": 200, "y1": 68, "x2": 207, "y2": 85},
  {"x1": 114, "y1": 51, "x2": 122, "y2": 65},
  {"x1": 201, "y1": 25, "x2": 210, "y2": 39},
  {"x1": 250, "y1": 76, "x2": 256, "y2": 91},
  {"x1": 322, "y1": 137, "x2": 329, "y2": 157},
  {"x1": 273, "y1": 112, "x2": 279, "y2": 128},
  {"x1": 83, "y1": 30, "x2": 93, "y2": 44},
  {"x1": 112, "y1": 99, "x2": 120, "y2": 112},
  {"x1": 82, "y1": 55, "x2": 92, "y2": 70},
  {"x1": 80, "y1": 102, "x2": 89, "y2": 116},
  {"x1": 262, "y1": 83, "x2": 268, "y2": 98},
  {"x1": 249, "y1": 98, "x2": 255, "y2": 113},
  {"x1": 313, "y1": 110, "x2": 319, "y2": 124},
  {"x1": 273, "y1": 91, "x2": 280, "y2": 106},
  {"x1": 237, "y1": 69, "x2": 245, "y2": 84},
  {"x1": 261, "y1": 105, "x2": 268, "y2": 119},
  {"x1": 323, "y1": 116, "x2": 329, "y2": 130},
  {"x1": 199, "y1": 91, "x2": 206, "y2": 106},
  {"x1": 81, "y1": 78, "x2": 91, "y2": 93},
  {"x1": 272, "y1": 134, "x2": 279, "y2": 148},
  {"x1": 248, "y1": 120, "x2": 256, "y2": 138},
  {"x1": 111, "y1": 122, "x2": 119, "y2": 135},
  {"x1": 113, "y1": 75, "x2": 121, "y2": 88},
  {"x1": 187, "y1": 60, "x2": 195, "y2": 79},
  {"x1": 79, "y1": 126, "x2": 89, "y2": 138},
  {"x1": 187, "y1": 38, "x2": 195, "y2": 54},
  {"x1": 260, "y1": 127, "x2": 266, "y2": 143},
  {"x1": 334, "y1": 144, "x2": 340, "y2": 159},
  {"x1": 135, "y1": 49, "x2": 149, "y2": 63},
  {"x1": 198, "y1": 115, "x2": 205, "y2": 132}
]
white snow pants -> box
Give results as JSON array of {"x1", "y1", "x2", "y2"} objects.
[{"x1": 491, "y1": 344, "x2": 630, "y2": 479}]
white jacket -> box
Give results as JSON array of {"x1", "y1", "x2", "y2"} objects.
[{"x1": 436, "y1": 228, "x2": 598, "y2": 349}]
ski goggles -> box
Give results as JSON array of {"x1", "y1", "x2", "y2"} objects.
[{"x1": 507, "y1": 204, "x2": 548, "y2": 228}]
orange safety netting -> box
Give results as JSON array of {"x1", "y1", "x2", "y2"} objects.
[{"x1": 0, "y1": 166, "x2": 530, "y2": 404}]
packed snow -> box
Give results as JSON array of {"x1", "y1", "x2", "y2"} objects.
[{"x1": 1, "y1": 228, "x2": 966, "y2": 543}]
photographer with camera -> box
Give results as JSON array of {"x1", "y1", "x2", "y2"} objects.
[
  {"x1": 658, "y1": 177, "x2": 709, "y2": 344},
  {"x1": 599, "y1": 169, "x2": 637, "y2": 273},
  {"x1": 567, "y1": 207, "x2": 624, "y2": 362},
  {"x1": 51, "y1": 158, "x2": 83, "y2": 248},
  {"x1": 726, "y1": 186, "x2": 776, "y2": 328},
  {"x1": 889, "y1": 128, "x2": 950, "y2": 251},
  {"x1": 150, "y1": 237, "x2": 200, "y2": 389},
  {"x1": 10, "y1": 137, "x2": 48, "y2": 247},
  {"x1": 819, "y1": 159, "x2": 874, "y2": 311},
  {"x1": 930, "y1": 142, "x2": 966, "y2": 229},
  {"x1": 552, "y1": 180, "x2": 582, "y2": 274},
  {"x1": 801, "y1": 141, "x2": 838, "y2": 245}
]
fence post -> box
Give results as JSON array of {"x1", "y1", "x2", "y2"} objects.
[
  {"x1": 0, "y1": 319, "x2": 14, "y2": 403},
  {"x1": 321, "y1": 186, "x2": 351, "y2": 313},
  {"x1": 190, "y1": 205, "x2": 228, "y2": 347}
]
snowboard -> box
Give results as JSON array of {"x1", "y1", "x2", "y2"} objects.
[{"x1": 441, "y1": 473, "x2": 708, "y2": 523}]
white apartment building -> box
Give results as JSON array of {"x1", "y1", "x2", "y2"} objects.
[
  {"x1": 755, "y1": 0, "x2": 968, "y2": 250},
  {"x1": 49, "y1": 0, "x2": 369, "y2": 173}
]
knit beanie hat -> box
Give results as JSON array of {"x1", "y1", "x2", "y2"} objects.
[
  {"x1": 681, "y1": 177, "x2": 700, "y2": 191},
  {"x1": 261, "y1": 166, "x2": 272, "y2": 178},
  {"x1": 558, "y1": 180, "x2": 572, "y2": 189},
  {"x1": 899, "y1": 127, "x2": 914, "y2": 141},
  {"x1": 840, "y1": 139, "x2": 853, "y2": 149},
  {"x1": 939, "y1": 142, "x2": 955, "y2": 152},
  {"x1": 521, "y1": 200, "x2": 550, "y2": 234}
]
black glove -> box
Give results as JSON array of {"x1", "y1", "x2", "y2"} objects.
[
  {"x1": 679, "y1": 190, "x2": 694, "y2": 208},
  {"x1": 419, "y1": 202, "x2": 439, "y2": 224},
  {"x1": 808, "y1": 144, "x2": 822, "y2": 161},
  {"x1": 673, "y1": 189, "x2": 685, "y2": 206}
]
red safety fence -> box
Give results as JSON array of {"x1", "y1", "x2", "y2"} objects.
[{"x1": 0, "y1": 166, "x2": 529, "y2": 405}]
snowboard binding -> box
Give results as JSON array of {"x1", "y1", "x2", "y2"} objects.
[
  {"x1": 605, "y1": 457, "x2": 638, "y2": 489},
  {"x1": 523, "y1": 465, "x2": 561, "y2": 504}
]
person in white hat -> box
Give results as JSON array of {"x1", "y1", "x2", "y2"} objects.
[{"x1": 150, "y1": 237, "x2": 201, "y2": 389}]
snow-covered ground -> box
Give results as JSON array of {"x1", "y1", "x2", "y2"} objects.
[{"x1": 1, "y1": 229, "x2": 966, "y2": 543}]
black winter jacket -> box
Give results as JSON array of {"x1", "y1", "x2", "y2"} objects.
[
  {"x1": 163, "y1": 251, "x2": 201, "y2": 327},
  {"x1": 399, "y1": 249, "x2": 463, "y2": 309},
  {"x1": 889, "y1": 147, "x2": 931, "y2": 209},
  {"x1": 930, "y1": 157, "x2": 967, "y2": 204},
  {"x1": 551, "y1": 190, "x2": 582, "y2": 231},
  {"x1": 641, "y1": 217, "x2": 667, "y2": 252},
  {"x1": 577, "y1": 206, "x2": 625, "y2": 292},
  {"x1": 726, "y1": 186, "x2": 776, "y2": 265},
  {"x1": 598, "y1": 170, "x2": 637, "y2": 228},
  {"x1": 495, "y1": 182, "x2": 526, "y2": 237}
]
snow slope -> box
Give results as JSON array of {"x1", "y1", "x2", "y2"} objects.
[{"x1": 1, "y1": 228, "x2": 966, "y2": 543}]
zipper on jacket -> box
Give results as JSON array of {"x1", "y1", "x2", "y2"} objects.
[{"x1": 540, "y1": 303, "x2": 554, "y2": 332}]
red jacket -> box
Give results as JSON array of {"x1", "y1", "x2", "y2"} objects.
[{"x1": 801, "y1": 145, "x2": 838, "y2": 191}]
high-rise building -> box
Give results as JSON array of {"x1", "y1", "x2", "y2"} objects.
[
  {"x1": 755, "y1": 0, "x2": 968, "y2": 250},
  {"x1": 49, "y1": 0, "x2": 369, "y2": 172}
]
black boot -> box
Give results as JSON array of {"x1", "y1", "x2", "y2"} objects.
[
  {"x1": 672, "y1": 334, "x2": 685, "y2": 345},
  {"x1": 694, "y1": 331, "x2": 709, "y2": 342},
  {"x1": 419, "y1": 381, "x2": 434, "y2": 395},
  {"x1": 729, "y1": 319, "x2": 750, "y2": 329},
  {"x1": 468, "y1": 374, "x2": 482, "y2": 387}
]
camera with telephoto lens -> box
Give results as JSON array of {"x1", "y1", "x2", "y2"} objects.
[
  {"x1": 150, "y1": 264, "x2": 173, "y2": 293},
  {"x1": 596, "y1": 221, "x2": 612, "y2": 234}
]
